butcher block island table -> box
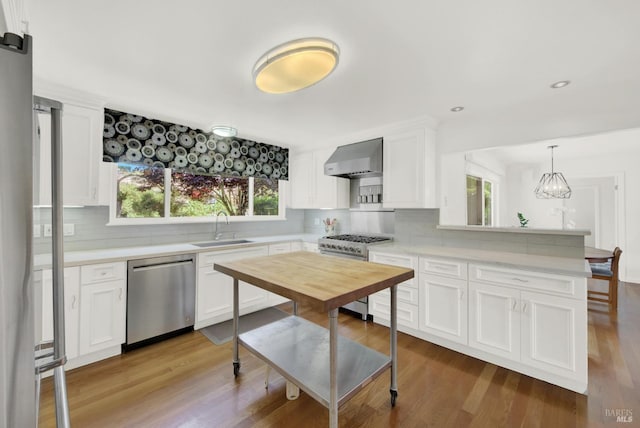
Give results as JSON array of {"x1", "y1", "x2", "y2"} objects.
[{"x1": 214, "y1": 251, "x2": 414, "y2": 428}]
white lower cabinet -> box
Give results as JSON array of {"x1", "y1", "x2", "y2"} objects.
[
  {"x1": 469, "y1": 281, "x2": 521, "y2": 361},
  {"x1": 420, "y1": 274, "x2": 468, "y2": 345},
  {"x1": 520, "y1": 290, "x2": 587, "y2": 379},
  {"x1": 196, "y1": 246, "x2": 270, "y2": 328},
  {"x1": 368, "y1": 252, "x2": 587, "y2": 393},
  {"x1": 37, "y1": 267, "x2": 81, "y2": 360},
  {"x1": 368, "y1": 252, "x2": 418, "y2": 329},
  {"x1": 79, "y1": 262, "x2": 126, "y2": 355},
  {"x1": 303, "y1": 242, "x2": 319, "y2": 253},
  {"x1": 468, "y1": 263, "x2": 588, "y2": 389}
]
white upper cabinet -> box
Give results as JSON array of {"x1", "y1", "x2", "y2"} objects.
[
  {"x1": 382, "y1": 127, "x2": 436, "y2": 208},
  {"x1": 37, "y1": 101, "x2": 106, "y2": 206},
  {"x1": 289, "y1": 147, "x2": 349, "y2": 209}
]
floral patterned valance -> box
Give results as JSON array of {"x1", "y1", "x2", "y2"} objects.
[{"x1": 102, "y1": 108, "x2": 289, "y2": 180}]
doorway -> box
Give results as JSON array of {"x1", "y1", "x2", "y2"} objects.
[{"x1": 562, "y1": 176, "x2": 616, "y2": 249}]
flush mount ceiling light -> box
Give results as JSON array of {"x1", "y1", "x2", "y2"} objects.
[
  {"x1": 211, "y1": 125, "x2": 237, "y2": 138},
  {"x1": 534, "y1": 145, "x2": 572, "y2": 199},
  {"x1": 252, "y1": 37, "x2": 340, "y2": 94},
  {"x1": 450, "y1": 106, "x2": 464, "y2": 112},
  {"x1": 550, "y1": 80, "x2": 571, "y2": 89}
]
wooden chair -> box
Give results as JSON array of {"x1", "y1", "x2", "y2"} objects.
[{"x1": 587, "y1": 247, "x2": 622, "y2": 311}]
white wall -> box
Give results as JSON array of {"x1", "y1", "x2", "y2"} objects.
[
  {"x1": 504, "y1": 163, "x2": 564, "y2": 229},
  {"x1": 0, "y1": 3, "x2": 7, "y2": 34},
  {"x1": 439, "y1": 152, "x2": 466, "y2": 225},
  {"x1": 0, "y1": 0, "x2": 27, "y2": 35}
]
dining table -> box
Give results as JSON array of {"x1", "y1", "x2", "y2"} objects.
[{"x1": 585, "y1": 246, "x2": 613, "y2": 263}]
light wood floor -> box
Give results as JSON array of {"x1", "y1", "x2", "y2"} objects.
[{"x1": 39, "y1": 281, "x2": 640, "y2": 427}]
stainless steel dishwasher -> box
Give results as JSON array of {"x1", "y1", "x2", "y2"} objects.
[{"x1": 126, "y1": 253, "x2": 196, "y2": 350}]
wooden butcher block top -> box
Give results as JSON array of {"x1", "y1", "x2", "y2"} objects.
[{"x1": 214, "y1": 251, "x2": 415, "y2": 312}]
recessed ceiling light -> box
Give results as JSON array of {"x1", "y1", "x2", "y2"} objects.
[
  {"x1": 211, "y1": 125, "x2": 237, "y2": 138},
  {"x1": 450, "y1": 106, "x2": 464, "y2": 112},
  {"x1": 253, "y1": 37, "x2": 340, "y2": 94},
  {"x1": 550, "y1": 80, "x2": 571, "y2": 89}
]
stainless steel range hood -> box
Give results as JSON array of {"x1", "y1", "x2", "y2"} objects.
[{"x1": 324, "y1": 138, "x2": 382, "y2": 178}]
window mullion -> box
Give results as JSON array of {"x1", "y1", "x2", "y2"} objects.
[
  {"x1": 248, "y1": 177, "x2": 255, "y2": 215},
  {"x1": 165, "y1": 168, "x2": 172, "y2": 218}
]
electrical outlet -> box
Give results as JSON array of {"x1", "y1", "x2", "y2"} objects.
[
  {"x1": 43, "y1": 224, "x2": 52, "y2": 237},
  {"x1": 33, "y1": 224, "x2": 41, "y2": 238},
  {"x1": 314, "y1": 218, "x2": 320, "y2": 225},
  {"x1": 64, "y1": 223, "x2": 75, "y2": 236}
]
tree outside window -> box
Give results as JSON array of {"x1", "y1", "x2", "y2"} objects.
[
  {"x1": 466, "y1": 174, "x2": 494, "y2": 226},
  {"x1": 116, "y1": 164, "x2": 280, "y2": 220}
]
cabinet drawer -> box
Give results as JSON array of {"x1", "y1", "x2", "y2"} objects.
[
  {"x1": 369, "y1": 297, "x2": 419, "y2": 330},
  {"x1": 420, "y1": 257, "x2": 467, "y2": 280},
  {"x1": 470, "y1": 264, "x2": 581, "y2": 298},
  {"x1": 80, "y1": 262, "x2": 125, "y2": 285},
  {"x1": 268, "y1": 242, "x2": 292, "y2": 255},
  {"x1": 199, "y1": 246, "x2": 268, "y2": 268},
  {"x1": 371, "y1": 284, "x2": 418, "y2": 305},
  {"x1": 369, "y1": 252, "x2": 417, "y2": 287}
]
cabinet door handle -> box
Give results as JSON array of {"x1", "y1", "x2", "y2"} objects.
[
  {"x1": 71, "y1": 295, "x2": 77, "y2": 309},
  {"x1": 511, "y1": 298, "x2": 517, "y2": 311},
  {"x1": 522, "y1": 301, "x2": 528, "y2": 313},
  {"x1": 512, "y1": 277, "x2": 529, "y2": 283},
  {"x1": 458, "y1": 289, "x2": 465, "y2": 300},
  {"x1": 119, "y1": 288, "x2": 123, "y2": 301}
]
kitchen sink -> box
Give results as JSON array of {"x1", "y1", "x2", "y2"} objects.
[{"x1": 191, "y1": 239, "x2": 253, "y2": 248}]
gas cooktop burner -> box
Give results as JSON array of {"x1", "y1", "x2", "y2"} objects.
[{"x1": 323, "y1": 234, "x2": 391, "y2": 244}]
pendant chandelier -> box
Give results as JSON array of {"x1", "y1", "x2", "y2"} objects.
[{"x1": 534, "y1": 145, "x2": 571, "y2": 199}]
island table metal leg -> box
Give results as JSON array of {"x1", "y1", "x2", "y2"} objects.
[
  {"x1": 233, "y1": 279, "x2": 240, "y2": 377},
  {"x1": 390, "y1": 284, "x2": 398, "y2": 406},
  {"x1": 329, "y1": 308, "x2": 338, "y2": 428}
]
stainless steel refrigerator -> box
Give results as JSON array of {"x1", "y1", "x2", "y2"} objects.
[{"x1": 1, "y1": 32, "x2": 70, "y2": 428}]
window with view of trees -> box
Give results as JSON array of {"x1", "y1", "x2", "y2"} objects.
[
  {"x1": 115, "y1": 164, "x2": 282, "y2": 221},
  {"x1": 466, "y1": 174, "x2": 493, "y2": 226}
]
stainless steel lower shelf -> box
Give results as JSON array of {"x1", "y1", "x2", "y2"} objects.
[{"x1": 239, "y1": 315, "x2": 391, "y2": 408}]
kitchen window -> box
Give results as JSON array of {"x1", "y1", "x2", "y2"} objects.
[
  {"x1": 466, "y1": 174, "x2": 493, "y2": 226},
  {"x1": 110, "y1": 164, "x2": 284, "y2": 224}
]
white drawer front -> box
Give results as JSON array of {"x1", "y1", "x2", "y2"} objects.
[
  {"x1": 420, "y1": 257, "x2": 467, "y2": 280},
  {"x1": 268, "y1": 242, "x2": 292, "y2": 255},
  {"x1": 372, "y1": 284, "x2": 418, "y2": 305},
  {"x1": 369, "y1": 297, "x2": 419, "y2": 330},
  {"x1": 80, "y1": 262, "x2": 125, "y2": 285},
  {"x1": 199, "y1": 246, "x2": 268, "y2": 268},
  {"x1": 369, "y1": 252, "x2": 417, "y2": 287},
  {"x1": 470, "y1": 264, "x2": 580, "y2": 298}
]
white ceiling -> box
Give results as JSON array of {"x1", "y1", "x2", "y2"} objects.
[
  {"x1": 474, "y1": 128, "x2": 640, "y2": 165},
  {"x1": 26, "y1": 0, "x2": 640, "y2": 149}
]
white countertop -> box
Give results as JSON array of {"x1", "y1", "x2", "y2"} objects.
[
  {"x1": 36, "y1": 233, "x2": 591, "y2": 278},
  {"x1": 437, "y1": 225, "x2": 591, "y2": 236},
  {"x1": 34, "y1": 234, "x2": 322, "y2": 269},
  {"x1": 369, "y1": 243, "x2": 591, "y2": 278}
]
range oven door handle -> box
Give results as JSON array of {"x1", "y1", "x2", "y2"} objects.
[{"x1": 319, "y1": 250, "x2": 366, "y2": 261}]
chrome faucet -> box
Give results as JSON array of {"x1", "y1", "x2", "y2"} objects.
[{"x1": 214, "y1": 211, "x2": 229, "y2": 240}]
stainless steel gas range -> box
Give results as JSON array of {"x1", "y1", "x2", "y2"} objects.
[{"x1": 318, "y1": 234, "x2": 393, "y2": 320}]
